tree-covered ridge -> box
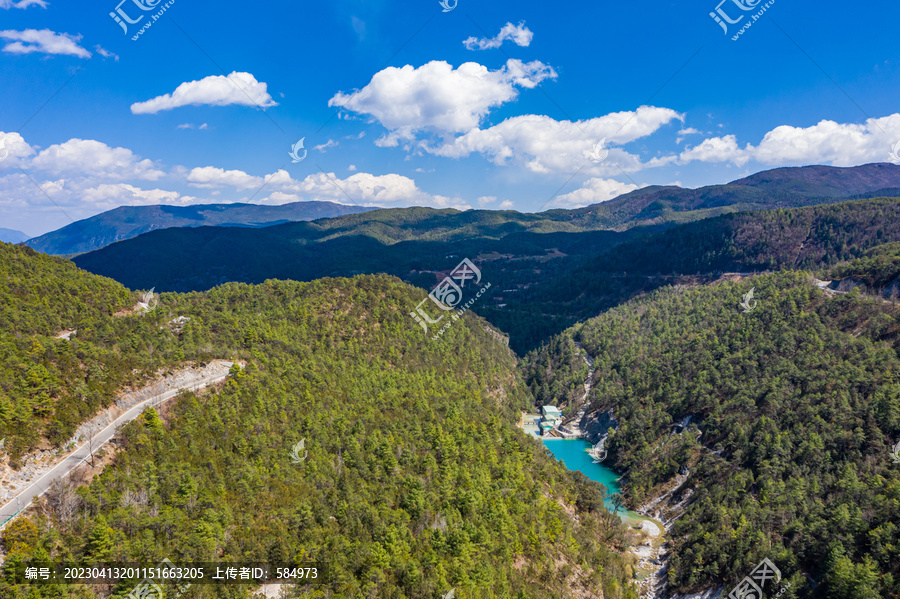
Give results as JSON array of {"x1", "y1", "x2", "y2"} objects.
[
  {"x1": 2, "y1": 271, "x2": 637, "y2": 598},
  {"x1": 828, "y1": 242, "x2": 900, "y2": 291},
  {"x1": 0, "y1": 242, "x2": 205, "y2": 460},
  {"x1": 0, "y1": 243, "x2": 132, "y2": 336},
  {"x1": 580, "y1": 197, "x2": 900, "y2": 275},
  {"x1": 72, "y1": 197, "x2": 900, "y2": 358},
  {"x1": 521, "y1": 335, "x2": 588, "y2": 413},
  {"x1": 524, "y1": 272, "x2": 900, "y2": 597}
]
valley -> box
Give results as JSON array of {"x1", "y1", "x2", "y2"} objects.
[{"x1": 2, "y1": 166, "x2": 900, "y2": 598}]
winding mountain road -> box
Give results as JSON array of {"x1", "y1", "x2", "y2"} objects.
[{"x1": 0, "y1": 363, "x2": 235, "y2": 530}]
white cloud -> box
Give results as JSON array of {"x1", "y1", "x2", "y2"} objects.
[
  {"x1": 314, "y1": 139, "x2": 339, "y2": 152},
  {"x1": 679, "y1": 134, "x2": 750, "y2": 166},
  {"x1": 0, "y1": 0, "x2": 47, "y2": 9},
  {"x1": 259, "y1": 191, "x2": 301, "y2": 204},
  {"x1": 186, "y1": 166, "x2": 292, "y2": 191},
  {"x1": 0, "y1": 175, "x2": 202, "y2": 231},
  {"x1": 296, "y1": 172, "x2": 425, "y2": 205},
  {"x1": 328, "y1": 59, "x2": 557, "y2": 144},
  {"x1": 428, "y1": 106, "x2": 683, "y2": 174},
  {"x1": 348, "y1": 164, "x2": 357, "y2": 171},
  {"x1": 131, "y1": 72, "x2": 278, "y2": 114},
  {"x1": 678, "y1": 114, "x2": 900, "y2": 167},
  {"x1": 94, "y1": 45, "x2": 118, "y2": 61},
  {"x1": 552, "y1": 178, "x2": 639, "y2": 208},
  {"x1": 676, "y1": 126, "x2": 701, "y2": 144},
  {"x1": 0, "y1": 131, "x2": 36, "y2": 165},
  {"x1": 82, "y1": 184, "x2": 196, "y2": 209},
  {"x1": 30, "y1": 139, "x2": 166, "y2": 180},
  {"x1": 464, "y1": 22, "x2": 533, "y2": 50},
  {"x1": 0, "y1": 29, "x2": 90, "y2": 58},
  {"x1": 185, "y1": 164, "x2": 469, "y2": 209},
  {"x1": 498, "y1": 200, "x2": 514, "y2": 209},
  {"x1": 477, "y1": 196, "x2": 497, "y2": 206}
]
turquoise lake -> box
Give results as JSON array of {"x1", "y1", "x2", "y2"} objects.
[{"x1": 542, "y1": 438, "x2": 643, "y2": 522}]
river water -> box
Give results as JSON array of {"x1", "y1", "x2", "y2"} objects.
[{"x1": 542, "y1": 438, "x2": 644, "y2": 522}]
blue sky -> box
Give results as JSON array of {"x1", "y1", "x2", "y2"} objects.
[{"x1": 2, "y1": 0, "x2": 900, "y2": 236}]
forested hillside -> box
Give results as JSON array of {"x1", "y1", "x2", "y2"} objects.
[
  {"x1": 0, "y1": 245, "x2": 637, "y2": 598},
  {"x1": 523, "y1": 270, "x2": 900, "y2": 597},
  {"x1": 828, "y1": 242, "x2": 900, "y2": 296},
  {"x1": 578, "y1": 197, "x2": 900, "y2": 275},
  {"x1": 0, "y1": 243, "x2": 196, "y2": 461},
  {"x1": 71, "y1": 197, "x2": 900, "y2": 356}
]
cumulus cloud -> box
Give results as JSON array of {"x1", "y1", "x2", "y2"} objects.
[
  {"x1": 679, "y1": 114, "x2": 900, "y2": 167},
  {"x1": 679, "y1": 134, "x2": 750, "y2": 166},
  {"x1": 0, "y1": 175, "x2": 202, "y2": 233},
  {"x1": 186, "y1": 166, "x2": 292, "y2": 191},
  {"x1": 0, "y1": 29, "x2": 90, "y2": 58},
  {"x1": 29, "y1": 139, "x2": 166, "y2": 180},
  {"x1": 0, "y1": 132, "x2": 37, "y2": 165},
  {"x1": 328, "y1": 59, "x2": 557, "y2": 145},
  {"x1": 82, "y1": 184, "x2": 196, "y2": 208},
  {"x1": 296, "y1": 172, "x2": 428, "y2": 205},
  {"x1": 131, "y1": 72, "x2": 278, "y2": 114},
  {"x1": 0, "y1": 0, "x2": 47, "y2": 9},
  {"x1": 186, "y1": 165, "x2": 470, "y2": 209},
  {"x1": 464, "y1": 22, "x2": 533, "y2": 50},
  {"x1": 427, "y1": 106, "x2": 683, "y2": 174},
  {"x1": 552, "y1": 177, "x2": 639, "y2": 208}
]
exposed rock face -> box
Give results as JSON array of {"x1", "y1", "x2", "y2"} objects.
[
  {"x1": 667, "y1": 590, "x2": 724, "y2": 599},
  {"x1": 581, "y1": 408, "x2": 618, "y2": 445}
]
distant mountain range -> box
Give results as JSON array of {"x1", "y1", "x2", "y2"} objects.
[
  {"x1": 27, "y1": 163, "x2": 900, "y2": 258},
  {"x1": 555, "y1": 162, "x2": 900, "y2": 228},
  {"x1": 0, "y1": 228, "x2": 29, "y2": 243},
  {"x1": 24, "y1": 201, "x2": 374, "y2": 256},
  {"x1": 70, "y1": 163, "x2": 900, "y2": 353}
]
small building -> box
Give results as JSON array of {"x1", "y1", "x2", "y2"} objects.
[{"x1": 542, "y1": 405, "x2": 562, "y2": 421}]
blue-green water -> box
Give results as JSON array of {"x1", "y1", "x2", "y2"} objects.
[{"x1": 542, "y1": 438, "x2": 643, "y2": 522}]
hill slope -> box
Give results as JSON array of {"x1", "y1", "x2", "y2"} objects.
[
  {"x1": 24, "y1": 201, "x2": 373, "y2": 256},
  {"x1": 0, "y1": 245, "x2": 637, "y2": 598},
  {"x1": 523, "y1": 270, "x2": 900, "y2": 597}
]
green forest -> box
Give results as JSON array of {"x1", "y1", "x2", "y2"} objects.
[
  {"x1": 524, "y1": 267, "x2": 900, "y2": 597},
  {"x1": 0, "y1": 242, "x2": 636, "y2": 599},
  {"x1": 5, "y1": 192, "x2": 900, "y2": 599}
]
